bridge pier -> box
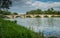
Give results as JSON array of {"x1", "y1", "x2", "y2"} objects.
[
  {"x1": 39, "y1": 15, "x2": 45, "y2": 18},
  {"x1": 20, "y1": 16, "x2": 26, "y2": 18},
  {"x1": 30, "y1": 15, "x2": 34, "y2": 18},
  {"x1": 47, "y1": 15, "x2": 52, "y2": 18}
]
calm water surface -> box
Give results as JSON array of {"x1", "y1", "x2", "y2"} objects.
[{"x1": 6, "y1": 18, "x2": 60, "y2": 37}]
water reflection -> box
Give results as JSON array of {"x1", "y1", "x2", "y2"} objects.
[{"x1": 6, "y1": 18, "x2": 60, "y2": 38}]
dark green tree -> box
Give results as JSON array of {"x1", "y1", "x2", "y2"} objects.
[
  {"x1": 26, "y1": 9, "x2": 42, "y2": 14},
  {"x1": 13, "y1": 12, "x2": 18, "y2": 15},
  {"x1": 0, "y1": 0, "x2": 12, "y2": 10}
]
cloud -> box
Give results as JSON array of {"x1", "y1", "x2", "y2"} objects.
[
  {"x1": 36, "y1": 0, "x2": 60, "y2": 2},
  {"x1": 26, "y1": 1, "x2": 60, "y2": 10},
  {"x1": 9, "y1": 0, "x2": 60, "y2": 13}
]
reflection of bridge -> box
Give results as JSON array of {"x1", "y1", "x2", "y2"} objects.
[{"x1": 4, "y1": 14, "x2": 60, "y2": 19}]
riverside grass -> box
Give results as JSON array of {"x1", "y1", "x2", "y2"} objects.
[{"x1": 0, "y1": 18, "x2": 44, "y2": 38}]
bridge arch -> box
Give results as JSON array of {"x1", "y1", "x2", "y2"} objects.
[
  {"x1": 4, "y1": 16, "x2": 10, "y2": 18},
  {"x1": 15, "y1": 16, "x2": 20, "y2": 18},
  {"x1": 4, "y1": 14, "x2": 60, "y2": 18},
  {"x1": 34, "y1": 15, "x2": 41, "y2": 18},
  {"x1": 44, "y1": 15, "x2": 48, "y2": 17},
  {"x1": 4, "y1": 15, "x2": 14, "y2": 19}
]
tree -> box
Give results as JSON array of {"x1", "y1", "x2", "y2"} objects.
[
  {"x1": 0, "y1": 10, "x2": 12, "y2": 15},
  {"x1": 50, "y1": 8, "x2": 54, "y2": 11},
  {"x1": 0, "y1": 0, "x2": 12, "y2": 10},
  {"x1": 36, "y1": 9, "x2": 42, "y2": 14},
  {"x1": 13, "y1": 12, "x2": 18, "y2": 15},
  {"x1": 26, "y1": 9, "x2": 42, "y2": 14}
]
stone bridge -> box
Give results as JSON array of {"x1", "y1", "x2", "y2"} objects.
[{"x1": 4, "y1": 14, "x2": 60, "y2": 19}]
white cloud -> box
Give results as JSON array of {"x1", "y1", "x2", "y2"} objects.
[
  {"x1": 10, "y1": 0, "x2": 60, "y2": 13},
  {"x1": 26, "y1": 1, "x2": 60, "y2": 10},
  {"x1": 26, "y1": 1, "x2": 32, "y2": 4}
]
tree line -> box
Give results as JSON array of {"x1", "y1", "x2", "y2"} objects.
[
  {"x1": 0, "y1": 10, "x2": 18, "y2": 15},
  {"x1": 0, "y1": 10, "x2": 18, "y2": 18},
  {"x1": 26, "y1": 8, "x2": 60, "y2": 15}
]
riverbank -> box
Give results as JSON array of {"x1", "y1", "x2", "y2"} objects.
[{"x1": 0, "y1": 18, "x2": 44, "y2": 38}]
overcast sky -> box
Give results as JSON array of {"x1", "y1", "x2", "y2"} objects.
[{"x1": 9, "y1": 0, "x2": 60, "y2": 14}]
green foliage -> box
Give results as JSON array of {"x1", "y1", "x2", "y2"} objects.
[
  {"x1": 12, "y1": 12, "x2": 18, "y2": 15},
  {"x1": 26, "y1": 16, "x2": 31, "y2": 18},
  {"x1": 26, "y1": 8, "x2": 60, "y2": 15},
  {"x1": 0, "y1": 10, "x2": 11, "y2": 15},
  {"x1": 0, "y1": 14, "x2": 5, "y2": 18},
  {"x1": 35, "y1": 16, "x2": 40, "y2": 18},
  {"x1": 0, "y1": 18, "x2": 44, "y2": 38},
  {"x1": 0, "y1": 10, "x2": 18, "y2": 15},
  {"x1": 0, "y1": 0, "x2": 12, "y2": 10},
  {"x1": 26, "y1": 9, "x2": 42, "y2": 14}
]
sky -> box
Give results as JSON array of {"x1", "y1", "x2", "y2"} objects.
[{"x1": 9, "y1": 0, "x2": 60, "y2": 14}]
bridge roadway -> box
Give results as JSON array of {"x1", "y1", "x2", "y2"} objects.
[{"x1": 4, "y1": 14, "x2": 60, "y2": 19}]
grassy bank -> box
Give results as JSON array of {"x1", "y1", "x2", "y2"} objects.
[{"x1": 0, "y1": 18, "x2": 44, "y2": 38}]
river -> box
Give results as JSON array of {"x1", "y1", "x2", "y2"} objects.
[{"x1": 6, "y1": 17, "x2": 60, "y2": 38}]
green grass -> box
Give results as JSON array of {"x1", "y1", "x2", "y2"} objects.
[{"x1": 0, "y1": 18, "x2": 44, "y2": 38}]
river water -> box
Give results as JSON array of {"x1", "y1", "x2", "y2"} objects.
[{"x1": 6, "y1": 17, "x2": 60, "y2": 38}]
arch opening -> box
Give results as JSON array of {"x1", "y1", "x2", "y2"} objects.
[
  {"x1": 26, "y1": 16, "x2": 31, "y2": 18},
  {"x1": 44, "y1": 15, "x2": 48, "y2": 18},
  {"x1": 35, "y1": 16, "x2": 40, "y2": 18},
  {"x1": 15, "y1": 16, "x2": 20, "y2": 18}
]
